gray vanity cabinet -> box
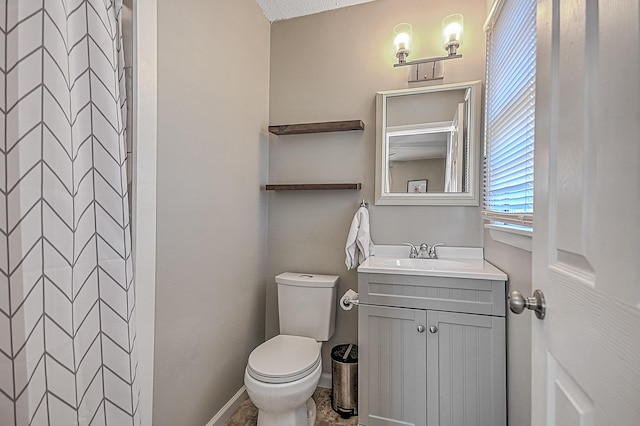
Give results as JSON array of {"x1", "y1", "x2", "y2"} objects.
[
  {"x1": 359, "y1": 304, "x2": 428, "y2": 426},
  {"x1": 357, "y1": 272, "x2": 507, "y2": 426}
]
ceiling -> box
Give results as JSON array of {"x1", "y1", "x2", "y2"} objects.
[{"x1": 256, "y1": 0, "x2": 376, "y2": 22}]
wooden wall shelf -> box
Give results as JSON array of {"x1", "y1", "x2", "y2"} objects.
[
  {"x1": 268, "y1": 120, "x2": 364, "y2": 135},
  {"x1": 265, "y1": 183, "x2": 362, "y2": 191}
]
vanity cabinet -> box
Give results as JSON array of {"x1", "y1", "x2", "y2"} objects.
[{"x1": 357, "y1": 272, "x2": 507, "y2": 426}]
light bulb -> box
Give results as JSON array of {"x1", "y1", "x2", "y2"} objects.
[
  {"x1": 393, "y1": 23, "x2": 412, "y2": 64},
  {"x1": 442, "y1": 14, "x2": 463, "y2": 56}
]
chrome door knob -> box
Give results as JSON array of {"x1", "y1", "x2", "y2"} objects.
[
  {"x1": 429, "y1": 326, "x2": 438, "y2": 333},
  {"x1": 509, "y1": 289, "x2": 546, "y2": 320},
  {"x1": 417, "y1": 325, "x2": 425, "y2": 333}
]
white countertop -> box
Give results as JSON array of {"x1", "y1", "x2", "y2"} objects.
[{"x1": 357, "y1": 245, "x2": 508, "y2": 280}]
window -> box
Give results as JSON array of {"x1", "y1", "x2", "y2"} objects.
[{"x1": 483, "y1": 0, "x2": 536, "y2": 227}]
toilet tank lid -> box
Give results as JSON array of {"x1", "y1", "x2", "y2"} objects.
[{"x1": 276, "y1": 272, "x2": 339, "y2": 288}]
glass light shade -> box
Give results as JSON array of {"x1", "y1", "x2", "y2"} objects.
[
  {"x1": 393, "y1": 23, "x2": 412, "y2": 63},
  {"x1": 442, "y1": 14, "x2": 464, "y2": 51}
]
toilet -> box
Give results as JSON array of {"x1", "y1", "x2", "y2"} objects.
[{"x1": 244, "y1": 272, "x2": 338, "y2": 426}]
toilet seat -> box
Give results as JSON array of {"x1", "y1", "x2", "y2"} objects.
[{"x1": 247, "y1": 335, "x2": 321, "y2": 384}]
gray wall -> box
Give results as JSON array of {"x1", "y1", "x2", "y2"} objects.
[
  {"x1": 153, "y1": 0, "x2": 270, "y2": 425},
  {"x1": 390, "y1": 158, "x2": 446, "y2": 193},
  {"x1": 484, "y1": 230, "x2": 532, "y2": 426},
  {"x1": 149, "y1": 0, "x2": 532, "y2": 425},
  {"x1": 267, "y1": 2, "x2": 533, "y2": 424},
  {"x1": 267, "y1": 0, "x2": 487, "y2": 376}
]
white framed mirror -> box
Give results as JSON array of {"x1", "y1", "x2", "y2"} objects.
[{"x1": 375, "y1": 80, "x2": 482, "y2": 205}]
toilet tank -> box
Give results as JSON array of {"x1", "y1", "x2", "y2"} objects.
[{"x1": 276, "y1": 272, "x2": 338, "y2": 341}]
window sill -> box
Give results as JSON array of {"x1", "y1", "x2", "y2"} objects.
[{"x1": 485, "y1": 223, "x2": 532, "y2": 252}]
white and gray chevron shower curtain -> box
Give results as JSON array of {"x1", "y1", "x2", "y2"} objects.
[{"x1": 0, "y1": 1, "x2": 139, "y2": 425}]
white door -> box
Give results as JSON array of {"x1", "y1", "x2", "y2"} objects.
[{"x1": 530, "y1": 0, "x2": 640, "y2": 425}]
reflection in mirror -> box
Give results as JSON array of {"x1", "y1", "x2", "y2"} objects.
[{"x1": 375, "y1": 81, "x2": 481, "y2": 205}]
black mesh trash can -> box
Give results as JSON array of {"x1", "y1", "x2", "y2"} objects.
[{"x1": 331, "y1": 343, "x2": 358, "y2": 418}]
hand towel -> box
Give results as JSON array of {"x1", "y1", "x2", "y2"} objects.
[{"x1": 345, "y1": 206, "x2": 375, "y2": 270}]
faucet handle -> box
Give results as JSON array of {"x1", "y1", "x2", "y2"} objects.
[
  {"x1": 402, "y1": 242, "x2": 418, "y2": 258},
  {"x1": 429, "y1": 243, "x2": 445, "y2": 258}
]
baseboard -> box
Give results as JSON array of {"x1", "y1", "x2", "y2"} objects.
[
  {"x1": 318, "y1": 372, "x2": 331, "y2": 389},
  {"x1": 205, "y1": 386, "x2": 248, "y2": 426}
]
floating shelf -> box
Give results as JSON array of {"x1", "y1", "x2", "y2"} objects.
[
  {"x1": 265, "y1": 183, "x2": 362, "y2": 191},
  {"x1": 268, "y1": 120, "x2": 365, "y2": 135}
]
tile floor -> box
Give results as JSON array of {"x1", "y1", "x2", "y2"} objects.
[{"x1": 224, "y1": 387, "x2": 359, "y2": 426}]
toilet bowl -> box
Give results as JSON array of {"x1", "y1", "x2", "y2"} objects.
[
  {"x1": 244, "y1": 335, "x2": 322, "y2": 426},
  {"x1": 244, "y1": 272, "x2": 339, "y2": 426}
]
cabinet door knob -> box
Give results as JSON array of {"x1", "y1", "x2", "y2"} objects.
[
  {"x1": 417, "y1": 325, "x2": 425, "y2": 333},
  {"x1": 429, "y1": 326, "x2": 438, "y2": 333}
]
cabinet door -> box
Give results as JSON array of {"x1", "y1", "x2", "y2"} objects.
[
  {"x1": 426, "y1": 311, "x2": 506, "y2": 426},
  {"x1": 359, "y1": 304, "x2": 427, "y2": 426}
]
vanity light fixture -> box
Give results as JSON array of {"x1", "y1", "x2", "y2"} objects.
[{"x1": 393, "y1": 14, "x2": 464, "y2": 82}]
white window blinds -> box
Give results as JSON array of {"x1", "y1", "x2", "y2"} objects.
[{"x1": 483, "y1": 0, "x2": 536, "y2": 227}]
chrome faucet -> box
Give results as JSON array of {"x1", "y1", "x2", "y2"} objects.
[
  {"x1": 405, "y1": 242, "x2": 446, "y2": 259},
  {"x1": 428, "y1": 243, "x2": 445, "y2": 259},
  {"x1": 402, "y1": 242, "x2": 418, "y2": 258}
]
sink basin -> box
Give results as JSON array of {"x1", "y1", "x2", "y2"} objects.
[
  {"x1": 357, "y1": 246, "x2": 507, "y2": 280},
  {"x1": 379, "y1": 258, "x2": 478, "y2": 270}
]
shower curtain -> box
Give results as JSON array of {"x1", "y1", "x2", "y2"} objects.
[{"x1": 0, "y1": 1, "x2": 139, "y2": 425}]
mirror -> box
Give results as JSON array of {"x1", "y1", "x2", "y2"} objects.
[{"x1": 375, "y1": 80, "x2": 481, "y2": 205}]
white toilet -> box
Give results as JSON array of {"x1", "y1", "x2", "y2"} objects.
[{"x1": 244, "y1": 272, "x2": 338, "y2": 426}]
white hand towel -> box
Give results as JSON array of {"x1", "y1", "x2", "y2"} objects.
[{"x1": 345, "y1": 207, "x2": 375, "y2": 270}]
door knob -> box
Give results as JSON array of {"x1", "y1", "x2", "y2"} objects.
[
  {"x1": 509, "y1": 289, "x2": 546, "y2": 319},
  {"x1": 417, "y1": 325, "x2": 425, "y2": 333},
  {"x1": 429, "y1": 326, "x2": 438, "y2": 333}
]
